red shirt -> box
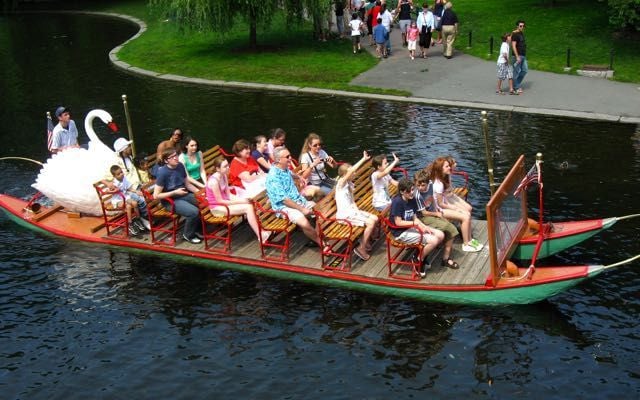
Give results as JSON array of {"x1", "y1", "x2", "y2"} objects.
[
  {"x1": 371, "y1": 6, "x2": 381, "y2": 27},
  {"x1": 229, "y1": 157, "x2": 261, "y2": 189}
]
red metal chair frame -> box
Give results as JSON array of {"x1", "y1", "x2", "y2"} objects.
[
  {"x1": 253, "y1": 200, "x2": 295, "y2": 262},
  {"x1": 94, "y1": 183, "x2": 129, "y2": 239},
  {"x1": 142, "y1": 189, "x2": 179, "y2": 246},
  {"x1": 195, "y1": 191, "x2": 238, "y2": 254},
  {"x1": 381, "y1": 217, "x2": 425, "y2": 281},
  {"x1": 314, "y1": 211, "x2": 363, "y2": 272}
]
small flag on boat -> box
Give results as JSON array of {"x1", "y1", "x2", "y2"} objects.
[
  {"x1": 514, "y1": 162, "x2": 541, "y2": 195},
  {"x1": 46, "y1": 111, "x2": 54, "y2": 152}
]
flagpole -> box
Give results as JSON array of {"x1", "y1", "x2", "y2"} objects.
[
  {"x1": 481, "y1": 111, "x2": 496, "y2": 196},
  {"x1": 121, "y1": 94, "x2": 136, "y2": 157}
]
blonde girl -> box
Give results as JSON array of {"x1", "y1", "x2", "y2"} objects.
[{"x1": 335, "y1": 151, "x2": 379, "y2": 261}]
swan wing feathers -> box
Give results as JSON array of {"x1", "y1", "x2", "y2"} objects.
[{"x1": 32, "y1": 147, "x2": 118, "y2": 216}]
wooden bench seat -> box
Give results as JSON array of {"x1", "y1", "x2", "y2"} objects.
[
  {"x1": 252, "y1": 190, "x2": 297, "y2": 262},
  {"x1": 195, "y1": 191, "x2": 244, "y2": 254},
  {"x1": 93, "y1": 181, "x2": 129, "y2": 238},
  {"x1": 313, "y1": 189, "x2": 365, "y2": 272}
]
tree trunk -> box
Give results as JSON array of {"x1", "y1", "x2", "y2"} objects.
[{"x1": 249, "y1": 8, "x2": 257, "y2": 49}]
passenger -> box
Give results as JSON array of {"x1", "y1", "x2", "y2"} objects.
[
  {"x1": 414, "y1": 169, "x2": 460, "y2": 269},
  {"x1": 389, "y1": 178, "x2": 444, "y2": 277},
  {"x1": 371, "y1": 152, "x2": 399, "y2": 212},
  {"x1": 153, "y1": 149, "x2": 202, "y2": 244},
  {"x1": 251, "y1": 135, "x2": 272, "y2": 173},
  {"x1": 133, "y1": 152, "x2": 154, "y2": 184},
  {"x1": 104, "y1": 165, "x2": 148, "y2": 236},
  {"x1": 155, "y1": 128, "x2": 183, "y2": 164},
  {"x1": 429, "y1": 157, "x2": 482, "y2": 252},
  {"x1": 50, "y1": 106, "x2": 80, "y2": 154},
  {"x1": 266, "y1": 128, "x2": 287, "y2": 162},
  {"x1": 178, "y1": 136, "x2": 207, "y2": 190},
  {"x1": 113, "y1": 137, "x2": 140, "y2": 189},
  {"x1": 206, "y1": 156, "x2": 271, "y2": 243},
  {"x1": 266, "y1": 146, "x2": 322, "y2": 247},
  {"x1": 335, "y1": 151, "x2": 379, "y2": 261},
  {"x1": 299, "y1": 133, "x2": 336, "y2": 196},
  {"x1": 229, "y1": 139, "x2": 267, "y2": 199}
]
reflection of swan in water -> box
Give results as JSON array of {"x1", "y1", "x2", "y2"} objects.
[{"x1": 32, "y1": 109, "x2": 118, "y2": 216}]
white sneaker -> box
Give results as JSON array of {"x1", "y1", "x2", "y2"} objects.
[
  {"x1": 140, "y1": 218, "x2": 151, "y2": 230},
  {"x1": 462, "y1": 242, "x2": 481, "y2": 252}
]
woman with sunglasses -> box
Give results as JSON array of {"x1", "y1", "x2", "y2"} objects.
[{"x1": 299, "y1": 133, "x2": 336, "y2": 196}]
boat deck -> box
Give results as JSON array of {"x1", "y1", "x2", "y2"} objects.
[{"x1": 123, "y1": 219, "x2": 492, "y2": 286}]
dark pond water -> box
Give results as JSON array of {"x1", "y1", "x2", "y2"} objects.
[{"x1": 1, "y1": 13, "x2": 640, "y2": 399}]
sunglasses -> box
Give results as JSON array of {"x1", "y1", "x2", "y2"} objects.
[
  {"x1": 311, "y1": 143, "x2": 322, "y2": 148},
  {"x1": 281, "y1": 154, "x2": 292, "y2": 159},
  {"x1": 519, "y1": 25, "x2": 525, "y2": 28}
]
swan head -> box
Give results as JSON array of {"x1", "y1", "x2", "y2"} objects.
[{"x1": 85, "y1": 109, "x2": 119, "y2": 134}]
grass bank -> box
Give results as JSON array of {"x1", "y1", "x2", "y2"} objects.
[
  {"x1": 456, "y1": 0, "x2": 640, "y2": 83},
  {"x1": 94, "y1": 0, "x2": 639, "y2": 87},
  {"x1": 93, "y1": 1, "x2": 409, "y2": 96}
]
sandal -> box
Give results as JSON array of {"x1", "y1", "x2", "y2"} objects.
[
  {"x1": 354, "y1": 247, "x2": 371, "y2": 261},
  {"x1": 496, "y1": 90, "x2": 505, "y2": 95},
  {"x1": 509, "y1": 90, "x2": 519, "y2": 95},
  {"x1": 442, "y1": 258, "x2": 460, "y2": 269}
]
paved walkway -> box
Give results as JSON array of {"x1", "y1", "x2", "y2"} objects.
[{"x1": 351, "y1": 28, "x2": 640, "y2": 124}]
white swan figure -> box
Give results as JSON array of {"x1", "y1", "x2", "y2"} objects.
[{"x1": 32, "y1": 109, "x2": 118, "y2": 216}]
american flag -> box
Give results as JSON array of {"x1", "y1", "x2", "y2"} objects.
[
  {"x1": 513, "y1": 163, "x2": 541, "y2": 195},
  {"x1": 46, "y1": 112, "x2": 54, "y2": 152}
]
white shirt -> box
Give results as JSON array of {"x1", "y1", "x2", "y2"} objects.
[
  {"x1": 51, "y1": 120, "x2": 79, "y2": 151},
  {"x1": 371, "y1": 173, "x2": 392, "y2": 209},
  {"x1": 497, "y1": 42, "x2": 510, "y2": 65},
  {"x1": 380, "y1": 10, "x2": 393, "y2": 31},
  {"x1": 349, "y1": 19, "x2": 363, "y2": 36},
  {"x1": 416, "y1": 10, "x2": 434, "y2": 32}
]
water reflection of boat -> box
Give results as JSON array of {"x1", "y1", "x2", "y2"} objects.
[{"x1": 0, "y1": 154, "x2": 637, "y2": 306}]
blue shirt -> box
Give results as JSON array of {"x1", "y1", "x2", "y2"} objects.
[
  {"x1": 156, "y1": 163, "x2": 187, "y2": 193},
  {"x1": 389, "y1": 194, "x2": 418, "y2": 237},
  {"x1": 373, "y1": 24, "x2": 387, "y2": 44},
  {"x1": 266, "y1": 166, "x2": 307, "y2": 210},
  {"x1": 415, "y1": 182, "x2": 436, "y2": 213}
]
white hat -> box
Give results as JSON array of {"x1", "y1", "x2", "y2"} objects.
[{"x1": 113, "y1": 137, "x2": 133, "y2": 154}]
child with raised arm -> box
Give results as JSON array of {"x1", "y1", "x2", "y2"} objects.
[
  {"x1": 105, "y1": 165, "x2": 149, "y2": 236},
  {"x1": 335, "y1": 151, "x2": 379, "y2": 261},
  {"x1": 371, "y1": 152, "x2": 399, "y2": 212}
]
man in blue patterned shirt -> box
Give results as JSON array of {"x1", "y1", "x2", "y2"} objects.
[{"x1": 266, "y1": 146, "x2": 321, "y2": 246}]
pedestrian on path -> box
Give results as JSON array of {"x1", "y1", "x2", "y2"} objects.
[
  {"x1": 407, "y1": 20, "x2": 419, "y2": 60},
  {"x1": 416, "y1": 3, "x2": 434, "y2": 58},
  {"x1": 496, "y1": 32, "x2": 515, "y2": 95},
  {"x1": 441, "y1": 2, "x2": 458, "y2": 59},
  {"x1": 396, "y1": 0, "x2": 414, "y2": 47},
  {"x1": 379, "y1": 4, "x2": 394, "y2": 56},
  {"x1": 373, "y1": 17, "x2": 388, "y2": 58},
  {"x1": 349, "y1": 12, "x2": 364, "y2": 53},
  {"x1": 511, "y1": 20, "x2": 527, "y2": 93}
]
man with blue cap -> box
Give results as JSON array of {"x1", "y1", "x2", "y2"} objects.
[{"x1": 50, "y1": 106, "x2": 79, "y2": 154}]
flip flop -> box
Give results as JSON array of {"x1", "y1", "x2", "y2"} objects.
[{"x1": 353, "y1": 247, "x2": 371, "y2": 261}]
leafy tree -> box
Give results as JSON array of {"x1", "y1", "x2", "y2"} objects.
[
  {"x1": 603, "y1": 0, "x2": 640, "y2": 31},
  {"x1": 150, "y1": 0, "x2": 334, "y2": 48}
]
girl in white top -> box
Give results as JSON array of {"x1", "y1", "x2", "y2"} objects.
[
  {"x1": 496, "y1": 32, "x2": 515, "y2": 94},
  {"x1": 299, "y1": 132, "x2": 336, "y2": 196},
  {"x1": 335, "y1": 151, "x2": 379, "y2": 261},
  {"x1": 371, "y1": 152, "x2": 399, "y2": 211},
  {"x1": 430, "y1": 157, "x2": 482, "y2": 252},
  {"x1": 349, "y1": 13, "x2": 364, "y2": 54}
]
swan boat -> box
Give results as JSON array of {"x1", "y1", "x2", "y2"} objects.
[{"x1": 1, "y1": 148, "x2": 637, "y2": 306}]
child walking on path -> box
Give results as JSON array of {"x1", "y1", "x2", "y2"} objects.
[
  {"x1": 497, "y1": 32, "x2": 516, "y2": 95},
  {"x1": 349, "y1": 12, "x2": 364, "y2": 54},
  {"x1": 407, "y1": 21, "x2": 419, "y2": 60}
]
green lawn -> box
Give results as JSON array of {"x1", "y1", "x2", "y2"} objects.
[
  {"x1": 94, "y1": 0, "x2": 639, "y2": 85},
  {"x1": 455, "y1": 0, "x2": 640, "y2": 82}
]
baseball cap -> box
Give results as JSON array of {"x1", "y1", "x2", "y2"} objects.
[
  {"x1": 113, "y1": 137, "x2": 133, "y2": 154},
  {"x1": 55, "y1": 106, "x2": 69, "y2": 118}
]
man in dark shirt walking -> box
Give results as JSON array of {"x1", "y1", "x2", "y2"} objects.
[{"x1": 511, "y1": 20, "x2": 527, "y2": 94}]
